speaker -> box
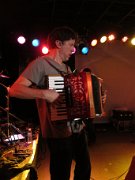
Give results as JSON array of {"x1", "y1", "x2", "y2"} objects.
[{"x1": 125, "y1": 156, "x2": 135, "y2": 180}]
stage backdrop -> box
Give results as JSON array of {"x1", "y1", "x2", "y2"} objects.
[{"x1": 75, "y1": 40, "x2": 135, "y2": 123}]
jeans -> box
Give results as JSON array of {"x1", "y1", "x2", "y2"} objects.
[{"x1": 47, "y1": 130, "x2": 91, "y2": 180}]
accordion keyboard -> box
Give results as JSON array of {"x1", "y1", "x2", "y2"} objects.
[{"x1": 48, "y1": 76, "x2": 68, "y2": 121}]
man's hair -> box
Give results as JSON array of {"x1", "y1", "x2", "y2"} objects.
[{"x1": 47, "y1": 26, "x2": 77, "y2": 49}]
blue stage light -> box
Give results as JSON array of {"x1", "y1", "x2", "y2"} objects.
[
  {"x1": 78, "y1": 43, "x2": 89, "y2": 55},
  {"x1": 32, "y1": 39, "x2": 40, "y2": 47},
  {"x1": 81, "y1": 46, "x2": 89, "y2": 55}
]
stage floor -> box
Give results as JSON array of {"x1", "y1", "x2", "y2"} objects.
[{"x1": 36, "y1": 126, "x2": 135, "y2": 180}]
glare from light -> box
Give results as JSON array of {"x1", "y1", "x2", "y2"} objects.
[
  {"x1": 23, "y1": 135, "x2": 39, "y2": 179},
  {"x1": 131, "y1": 38, "x2": 135, "y2": 45},
  {"x1": 32, "y1": 39, "x2": 40, "y2": 47},
  {"x1": 100, "y1": 36, "x2": 107, "y2": 43},
  {"x1": 81, "y1": 47, "x2": 89, "y2": 55},
  {"x1": 91, "y1": 39, "x2": 97, "y2": 46},
  {"x1": 42, "y1": 46, "x2": 49, "y2": 54},
  {"x1": 108, "y1": 34, "x2": 115, "y2": 41},
  {"x1": 122, "y1": 36, "x2": 128, "y2": 42},
  {"x1": 17, "y1": 36, "x2": 26, "y2": 44},
  {"x1": 72, "y1": 47, "x2": 76, "y2": 54},
  {"x1": 78, "y1": 43, "x2": 89, "y2": 55}
]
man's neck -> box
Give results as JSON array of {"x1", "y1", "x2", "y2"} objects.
[{"x1": 48, "y1": 49, "x2": 63, "y2": 65}]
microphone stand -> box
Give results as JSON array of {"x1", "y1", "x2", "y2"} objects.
[
  {"x1": 0, "y1": 83, "x2": 10, "y2": 137},
  {"x1": 0, "y1": 83, "x2": 25, "y2": 142}
]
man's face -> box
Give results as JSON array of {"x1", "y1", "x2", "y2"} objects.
[{"x1": 59, "y1": 39, "x2": 75, "y2": 62}]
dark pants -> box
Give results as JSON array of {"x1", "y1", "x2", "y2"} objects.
[
  {"x1": 84, "y1": 118, "x2": 96, "y2": 144},
  {"x1": 47, "y1": 130, "x2": 91, "y2": 180}
]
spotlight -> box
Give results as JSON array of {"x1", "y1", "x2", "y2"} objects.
[
  {"x1": 121, "y1": 36, "x2": 128, "y2": 42},
  {"x1": 17, "y1": 36, "x2": 26, "y2": 44},
  {"x1": 131, "y1": 37, "x2": 135, "y2": 46},
  {"x1": 32, "y1": 39, "x2": 40, "y2": 47},
  {"x1": 108, "y1": 34, "x2": 115, "y2": 41},
  {"x1": 42, "y1": 46, "x2": 49, "y2": 54},
  {"x1": 91, "y1": 39, "x2": 98, "y2": 47},
  {"x1": 78, "y1": 43, "x2": 89, "y2": 55},
  {"x1": 100, "y1": 36, "x2": 107, "y2": 43}
]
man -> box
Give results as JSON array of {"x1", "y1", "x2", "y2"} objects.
[{"x1": 9, "y1": 26, "x2": 91, "y2": 180}]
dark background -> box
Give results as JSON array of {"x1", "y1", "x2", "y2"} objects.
[{"x1": 1, "y1": 0, "x2": 135, "y2": 37}]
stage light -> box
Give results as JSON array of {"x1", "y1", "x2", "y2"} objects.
[
  {"x1": 42, "y1": 46, "x2": 49, "y2": 54},
  {"x1": 91, "y1": 39, "x2": 97, "y2": 47},
  {"x1": 100, "y1": 36, "x2": 107, "y2": 43},
  {"x1": 17, "y1": 36, "x2": 26, "y2": 44},
  {"x1": 78, "y1": 43, "x2": 89, "y2": 55},
  {"x1": 131, "y1": 37, "x2": 135, "y2": 45},
  {"x1": 121, "y1": 36, "x2": 128, "y2": 42},
  {"x1": 108, "y1": 34, "x2": 115, "y2": 41},
  {"x1": 82, "y1": 47, "x2": 89, "y2": 54},
  {"x1": 32, "y1": 39, "x2": 40, "y2": 47}
]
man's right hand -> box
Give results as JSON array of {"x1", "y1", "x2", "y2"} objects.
[{"x1": 42, "y1": 89, "x2": 60, "y2": 103}]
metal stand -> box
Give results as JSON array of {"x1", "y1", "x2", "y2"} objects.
[{"x1": 0, "y1": 83, "x2": 25, "y2": 145}]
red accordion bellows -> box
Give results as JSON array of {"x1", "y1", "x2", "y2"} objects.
[{"x1": 64, "y1": 71, "x2": 96, "y2": 120}]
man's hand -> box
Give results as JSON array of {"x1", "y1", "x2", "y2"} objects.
[
  {"x1": 102, "y1": 90, "x2": 107, "y2": 104},
  {"x1": 42, "y1": 89, "x2": 60, "y2": 103}
]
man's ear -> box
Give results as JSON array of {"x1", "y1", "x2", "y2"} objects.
[{"x1": 55, "y1": 40, "x2": 62, "y2": 48}]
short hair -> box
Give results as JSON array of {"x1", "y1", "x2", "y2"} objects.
[{"x1": 47, "y1": 26, "x2": 77, "y2": 49}]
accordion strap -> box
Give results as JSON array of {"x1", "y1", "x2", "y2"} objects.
[{"x1": 45, "y1": 59, "x2": 69, "y2": 76}]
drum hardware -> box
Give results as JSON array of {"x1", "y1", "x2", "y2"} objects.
[
  {"x1": 0, "y1": 70, "x2": 10, "y2": 79},
  {"x1": 0, "y1": 74, "x2": 10, "y2": 79},
  {"x1": 0, "y1": 83, "x2": 25, "y2": 145}
]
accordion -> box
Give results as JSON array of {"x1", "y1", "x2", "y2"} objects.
[{"x1": 47, "y1": 71, "x2": 104, "y2": 121}]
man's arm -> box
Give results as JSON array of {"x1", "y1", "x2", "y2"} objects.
[{"x1": 9, "y1": 76, "x2": 59, "y2": 103}]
